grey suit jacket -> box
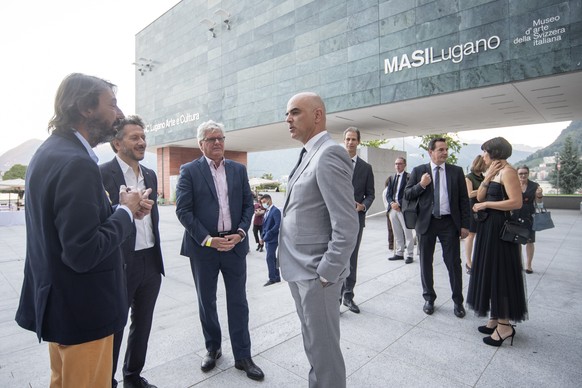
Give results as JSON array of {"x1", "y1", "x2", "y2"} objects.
[{"x1": 279, "y1": 133, "x2": 359, "y2": 283}]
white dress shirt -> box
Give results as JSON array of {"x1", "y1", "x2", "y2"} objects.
[
  {"x1": 116, "y1": 155, "x2": 155, "y2": 250},
  {"x1": 430, "y1": 161, "x2": 451, "y2": 216}
]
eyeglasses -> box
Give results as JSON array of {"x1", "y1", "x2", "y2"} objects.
[
  {"x1": 395, "y1": 163, "x2": 405, "y2": 165},
  {"x1": 203, "y1": 136, "x2": 226, "y2": 143},
  {"x1": 517, "y1": 173, "x2": 528, "y2": 176}
]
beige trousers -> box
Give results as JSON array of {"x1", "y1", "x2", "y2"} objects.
[{"x1": 48, "y1": 334, "x2": 113, "y2": 388}]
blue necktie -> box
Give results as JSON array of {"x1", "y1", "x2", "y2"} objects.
[{"x1": 433, "y1": 166, "x2": 441, "y2": 218}]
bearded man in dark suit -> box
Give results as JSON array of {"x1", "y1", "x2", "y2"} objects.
[{"x1": 100, "y1": 115, "x2": 164, "y2": 388}]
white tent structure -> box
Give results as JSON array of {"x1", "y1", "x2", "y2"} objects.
[
  {"x1": 0, "y1": 178, "x2": 25, "y2": 190},
  {"x1": 248, "y1": 177, "x2": 278, "y2": 188},
  {"x1": 0, "y1": 178, "x2": 25, "y2": 210}
]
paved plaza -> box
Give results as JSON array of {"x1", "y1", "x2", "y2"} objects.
[{"x1": 1, "y1": 192, "x2": 581, "y2": 387}]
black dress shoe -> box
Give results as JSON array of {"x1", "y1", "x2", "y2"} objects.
[
  {"x1": 388, "y1": 255, "x2": 404, "y2": 261},
  {"x1": 423, "y1": 301, "x2": 434, "y2": 315},
  {"x1": 123, "y1": 376, "x2": 157, "y2": 388},
  {"x1": 405, "y1": 256, "x2": 413, "y2": 264},
  {"x1": 343, "y1": 299, "x2": 360, "y2": 314},
  {"x1": 263, "y1": 279, "x2": 280, "y2": 286},
  {"x1": 234, "y1": 357, "x2": 264, "y2": 381},
  {"x1": 454, "y1": 303, "x2": 466, "y2": 318},
  {"x1": 201, "y1": 349, "x2": 222, "y2": 372}
]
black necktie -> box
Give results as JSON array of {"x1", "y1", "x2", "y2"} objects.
[
  {"x1": 393, "y1": 174, "x2": 400, "y2": 199},
  {"x1": 289, "y1": 148, "x2": 306, "y2": 179},
  {"x1": 433, "y1": 166, "x2": 441, "y2": 218}
]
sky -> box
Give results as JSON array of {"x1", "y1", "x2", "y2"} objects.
[
  {"x1": 0, "y1": 0, "x2": 180, "y2": 155},
  {"x1": 456, "y1": 121, "x2": 571, "y2": 149},
  {"x1": 0, "y1": 1, "x2": 571, "y2": 156}
]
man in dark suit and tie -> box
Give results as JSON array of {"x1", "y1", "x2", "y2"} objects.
[
  {"x1": 342, "y1": 127, "x2": 375, "y2": 313},
  {"x1": 175, "y1": 120, "x2": 264, "y2": 381},
  {"x1": 15, "y1": 73, "x2": 152, "y2": 387},
  {"x1": 259, "y1": 194, "x2": 281, "y2": 286},
  {"x1": 279, "y1": 92, "x2": 358, "y2": 388},
  {"x1": 100, "y1": 115, "x2": 165, "y2": 388},
  {"x1": 404, "y1": 137, "x2": 470, "y2": 318},
  {"x1": 386, "y1": 157, "x2": 415, "y2": 263}
]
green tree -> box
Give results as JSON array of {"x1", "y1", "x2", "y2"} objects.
[
  {"x1": 548, "y1": 136, "x2": 581, "y2": 194},
  {"x1": 417, "y1": 134, "x2": 465, "y2": 165},
  {"x1": 3, "y1": 164, "x2": 27, "y2": 180},
  {"x1": 261, "y1": 172, "x2": 273, "y2": 180}
]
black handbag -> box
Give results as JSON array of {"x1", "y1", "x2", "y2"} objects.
[
  {"x1": 532, "y1": 206, "x2": 554, "y2": 231},
  {"x1": 500, "y1": 219, "x2": 530, "y2": 244}
]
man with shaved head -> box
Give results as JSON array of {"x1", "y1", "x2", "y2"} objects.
[{"x1": 279, "y1": 92, "x2": 358, "y2": 388}]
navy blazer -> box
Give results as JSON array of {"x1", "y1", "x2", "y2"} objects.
[
  {"x1": 175, "y1": 156, "x2": 254, "y2": 259},
  {"x1": 404, "y1": 163, "x2": 470, "y2": 235},
  {"x1": 16, "y1": 130, "x2": 132, "y2": 345},
  {"x1": 352, "y1": 157, "x2": 375, "y2": 227},
  {"x1": 99, "y1": 157, "x2": 165, "y2": 276},
  {"x1": 261, "y1": 205, "x2": 281, "y2": 245},
  {"x1": 385, "y1": 171, "x2": 409, "y2": 211}
]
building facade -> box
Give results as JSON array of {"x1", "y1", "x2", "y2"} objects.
[{"x1": 135, "y1": 0, "x2": 582, "y2": 199}]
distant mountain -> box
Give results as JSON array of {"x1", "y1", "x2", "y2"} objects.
[
  {"x1": 516, "y1": 120, "x2": 582, "y2": 166},
  {"x1": 0, "y1": 139, "x2": 157, "y2": 176},
  {"x1": 247, "y1": 137, "x2": 537, "y2": 179},
  {"x1": 0, "y1": 139, "x2": 43, "y2": 173},
  {"x1": 8, "y1": 122, "x2": 576, "y2": 180},
  {"x1": 385, "y1": 138, "x2": 535, "y2": 173}
]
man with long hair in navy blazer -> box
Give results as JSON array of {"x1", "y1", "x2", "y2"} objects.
[
  {"x1": 404, "y1": 137, "x2": 470, "y2": 318},
  {"x1": 15, "y1": 73, "x2": 153, "y2": 387},
  {"x1": 100, "y1": 115, "x2": 164, "y2": 388},
  {"x1": 175, "y1": 120, "x2": 264, "y2": 381}
]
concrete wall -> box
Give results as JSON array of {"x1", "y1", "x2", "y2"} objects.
[
  {"x1": 358, "y1": 147, "x2": 406, "y2": 215},
  {"x1": 543, "y1": 195, "x2": 582, "y2": 210}
]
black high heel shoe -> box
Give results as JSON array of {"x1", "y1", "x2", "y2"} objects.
[
  {"x1": 483, "y1": 322, "x2": 515, "y2": 347},
  {"x1": 478, "y1": 324, "x2": 497, "y2": 335}
]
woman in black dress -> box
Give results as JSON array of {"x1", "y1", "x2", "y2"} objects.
[
  {"x1": 464, "y1": 155, "x2": 486, "y2": 274},
  {"x1": 467, "y1": 137, "x2": 528, "y2": 347},
  {"x1": 515, "y1": 165, "x2": 543, "y2": 273}
]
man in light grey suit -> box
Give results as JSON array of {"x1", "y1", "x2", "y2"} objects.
[{"x1": 279, "y1": 92, "x2": 358, "y2": 388}]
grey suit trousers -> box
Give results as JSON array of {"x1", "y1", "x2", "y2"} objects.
[{"x1": 288, "y1": 279, "x2": 346, "y2": 388}]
